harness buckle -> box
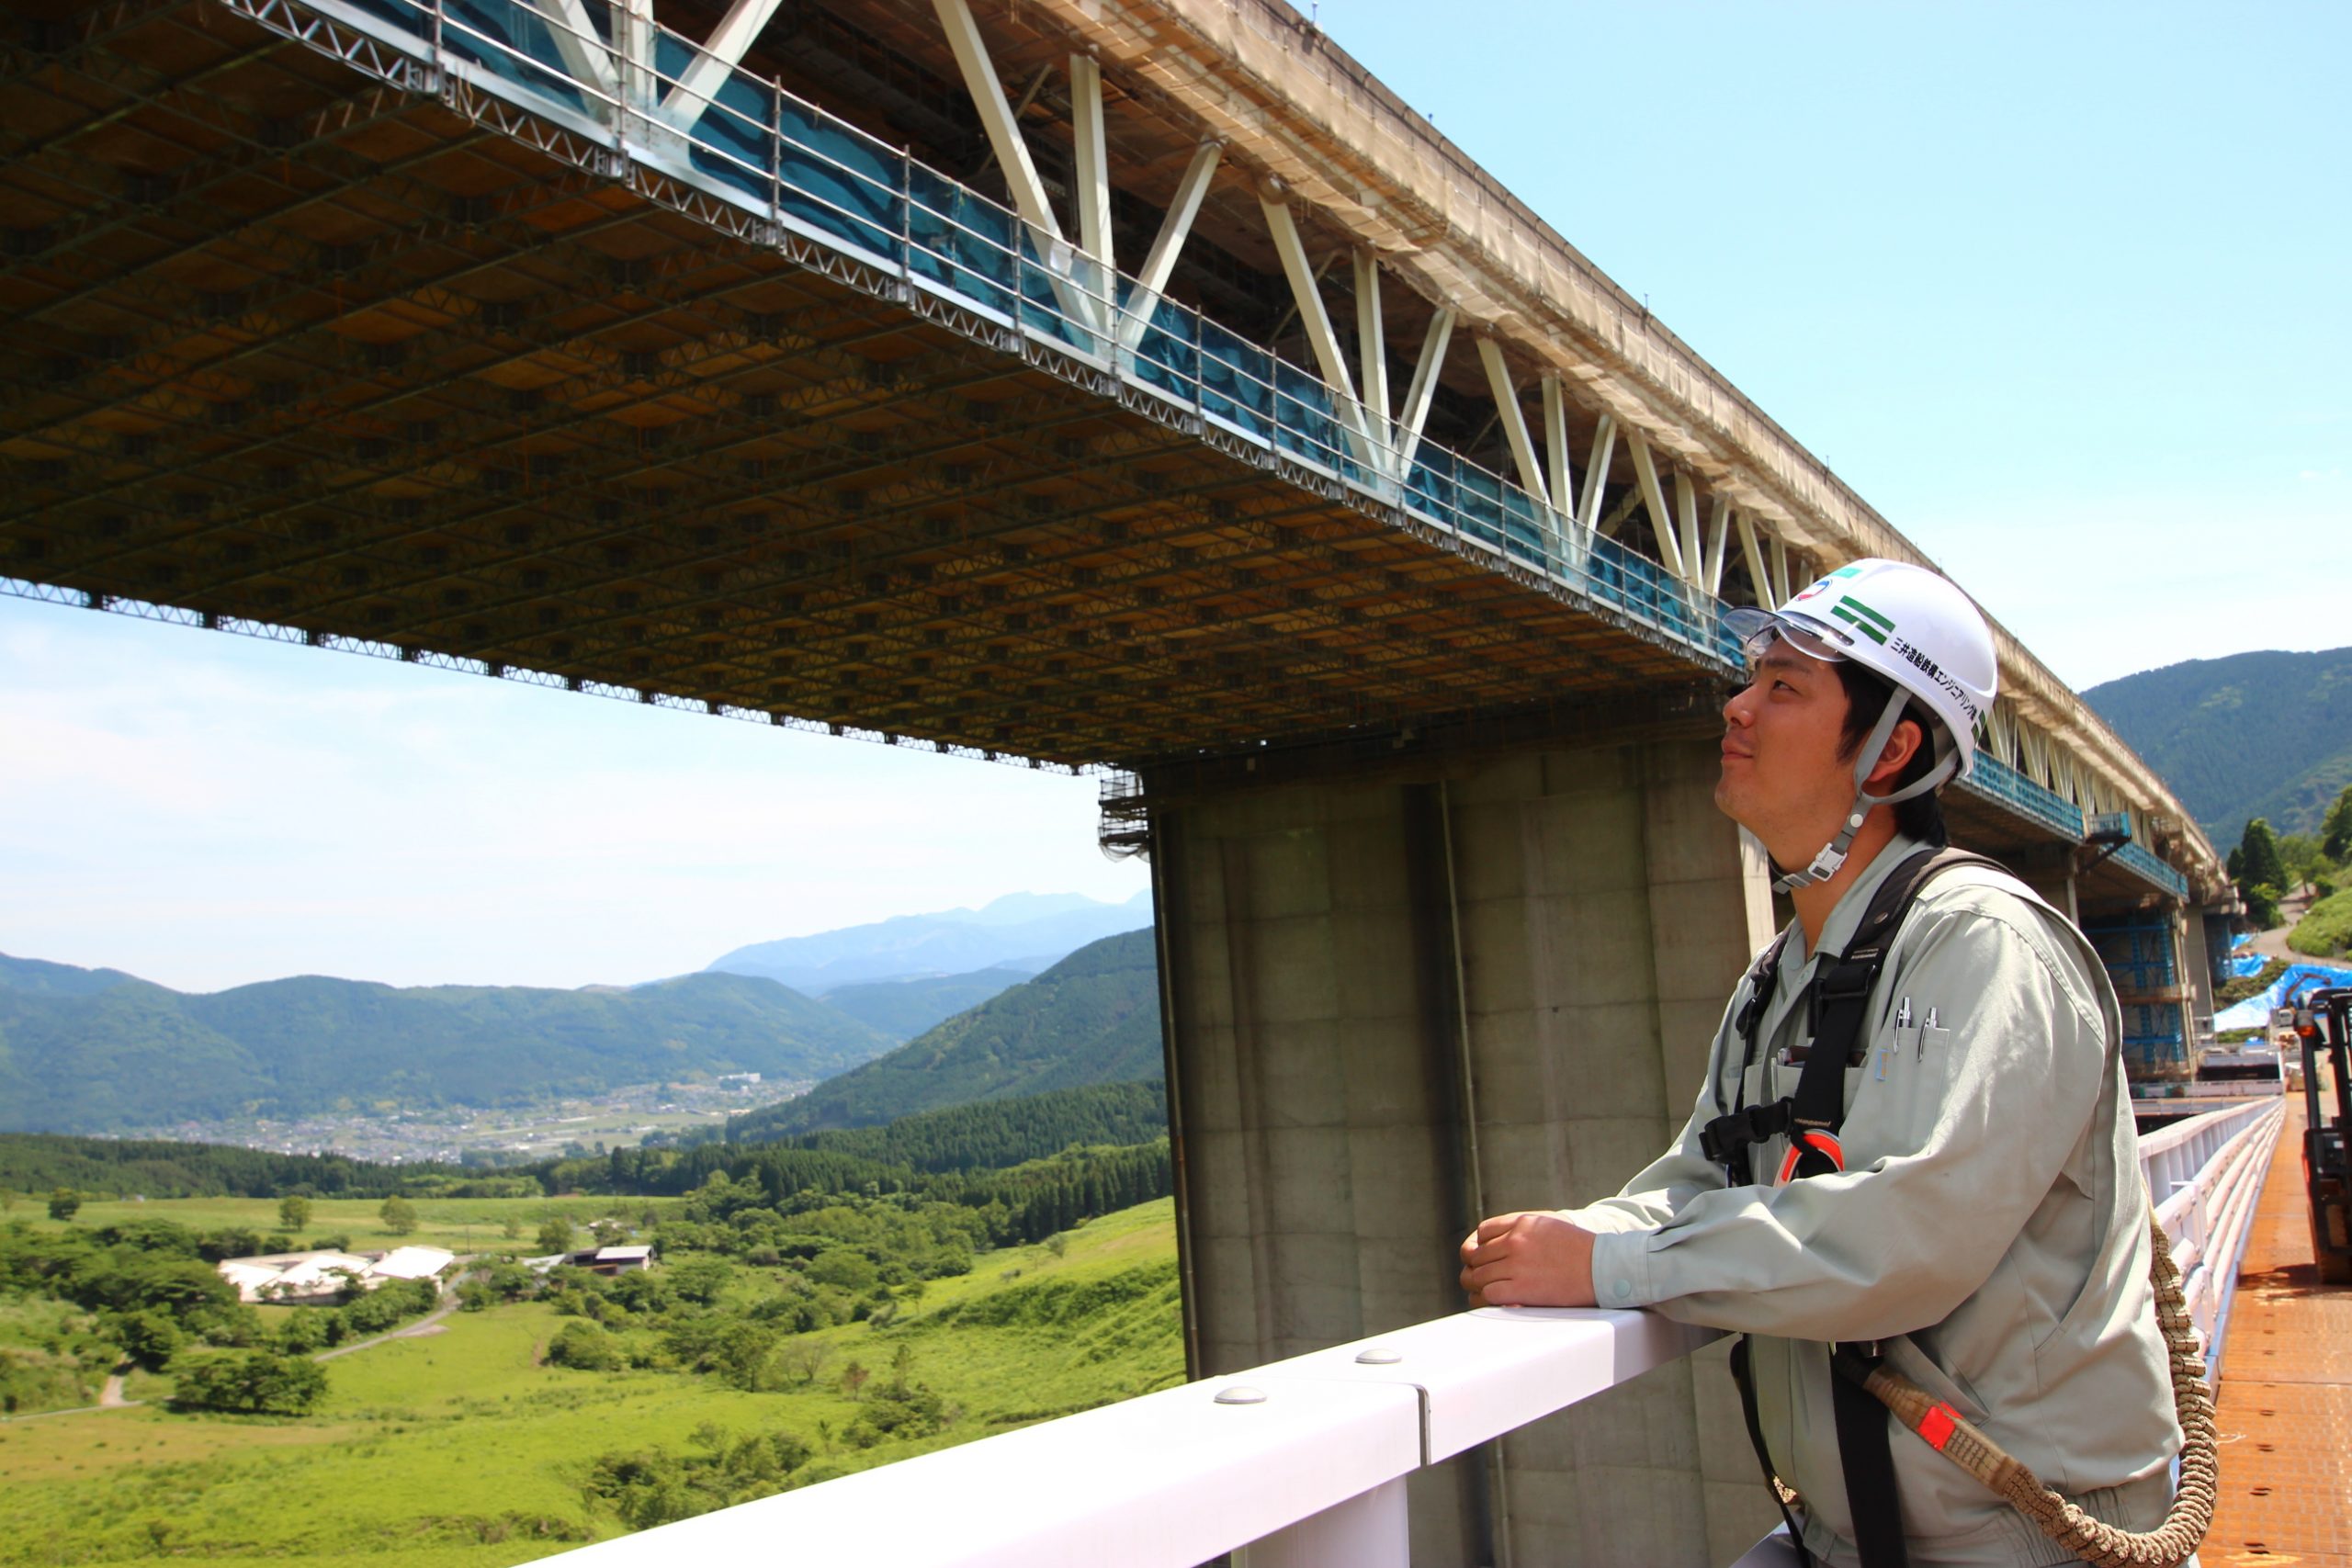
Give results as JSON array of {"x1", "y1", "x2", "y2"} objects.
[{"x1": 1701, "y1": 1100, "x2": 1791, "y2": 1166}]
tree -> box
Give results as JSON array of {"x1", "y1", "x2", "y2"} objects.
[
  {"x1": 2239, "y1": 818, "x2": 2289, "y2": 897},
  {"x1": 277, "y1": 1195, "x2": 312, "y2": 1232},
  {"x1": 379, "y1": 1196, "x2": 419, "y2": 1236},
  {"x1": 47, "y1": 1188, "x2": 83, "y2": 1222},
  {"x1": 2324, "y1": 784, "x2": 2352, "y2": 863},
  {"x1": 546, "y1": 1321, "x2": 626, "y2": 1371},
  {"x1": 537, "y1": 1216, "x2": 576, "y2": 1255},
  {"x1": 170, "y1": 1350, "x2": 327, "y2": 1416},
  {"x1": 2280, "y1": 833, "x2": 2325, "y2": 896},
  {"x1": 501, "y1": 1214, "x2": 523, "y2": 1241},
  {"x1": 838, "y1": 1359, "x2": 869, "y2": 1401},
  {"x1": 2236, "y1": 818, "x2": 2290, "y2": 928}
]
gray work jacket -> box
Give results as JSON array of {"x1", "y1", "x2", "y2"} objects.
[{"x1": 1577, "y1": 834, "x2": 2182, "y2": 1567}]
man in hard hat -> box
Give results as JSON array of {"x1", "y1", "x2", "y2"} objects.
[{"x1": 1459, "y1": 559, "x2": 2186, "y2": 1567}]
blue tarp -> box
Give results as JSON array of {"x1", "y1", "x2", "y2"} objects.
[
  {"x1": 2225, "y1": 953, "x2": 2269, "y2": 979},
  {"x1": 2231, "y1": 931, "x2": 2255, "y2": 951},
  {"x1": 2213, "y1": 960, "x2": 2352, "y2": 1031}
]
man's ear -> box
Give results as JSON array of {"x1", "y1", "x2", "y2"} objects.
[{"x1": 1864, "y1": 716, "x2": 1925, "y2": 794}]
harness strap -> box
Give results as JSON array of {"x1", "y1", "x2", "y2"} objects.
[
  {"x1": 1832, "y1": 1344, "x2": 1910, "y2": 1568},
  {"x1": 1730, "y1": 1336, "x2": 1816, "y2": 1567},
  {"x1": 1704, "y1": 845, "x2": 2013, "y2": 1567}
]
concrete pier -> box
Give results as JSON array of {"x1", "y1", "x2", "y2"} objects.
[{"x1": 1154, "y1": 730, "x2": 1781, "y2": 1564}]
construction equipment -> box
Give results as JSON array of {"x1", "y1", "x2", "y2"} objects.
[{"x1": 2297, "y1": 986, "x2": 2352, "y2": 1283}]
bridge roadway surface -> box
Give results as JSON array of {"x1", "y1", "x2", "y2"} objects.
[{"x1": 2206, "y1": 1097, "x2": 2352, "y2": 1568}]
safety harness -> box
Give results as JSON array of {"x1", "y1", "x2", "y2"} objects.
[
  {"x1": 1702, "y1": 845, "x2": 2216, "y2": 1568},
  {"x1": 1703, "y1": 845, "x2": 2003, "y2": 1568}
]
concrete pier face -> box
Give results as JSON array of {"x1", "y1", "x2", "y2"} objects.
[
  {"x1": 2179, "y1": 904, "x2": 2216, "y2": 1027},
  {"x1": 1155, "y1": 734, "x2": 1781, "y2": 1565}
]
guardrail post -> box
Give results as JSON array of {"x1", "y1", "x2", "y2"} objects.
[{"x1": 1238, "y1": 1477, "x2": 1408, "y2": 1568}]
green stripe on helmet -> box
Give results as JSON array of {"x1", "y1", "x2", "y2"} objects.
[{"x1": 1828, "y1": 602, "x2": 1892, "y2": 644}]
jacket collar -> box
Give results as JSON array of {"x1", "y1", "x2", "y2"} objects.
[{"x1": 1780, "y1": 830, "x2": 1928, "y2": 976}]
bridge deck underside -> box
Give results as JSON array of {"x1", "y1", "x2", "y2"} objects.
[{"x1": 1, "y1": 0, "x2": 1712, "y2": 769}]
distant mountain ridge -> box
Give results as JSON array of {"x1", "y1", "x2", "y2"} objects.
[
  {"x1": 0, "y1": 956, "x2": 896, "y2": 1134},
  {"x1": 705, "y1": 890, "x2": 1152, "y2": 992},
  {"x1": 722, "y1": 928, "x2": 1163, "y2": 1137},
  {"x1": 2084, "y1": 647, "x2": 2352, "y2": 841}
]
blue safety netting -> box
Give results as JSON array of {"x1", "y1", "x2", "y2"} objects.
[{"x1": 2213, "y1": 960, "x2": 2352, "y2": 1031}]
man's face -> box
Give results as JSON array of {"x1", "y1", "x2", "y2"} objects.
[{"x1": 1714, "y1": 644, "x2": 1857, "y2": 853}]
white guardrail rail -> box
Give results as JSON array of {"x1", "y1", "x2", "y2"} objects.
[{"x1": 549, "y1": 1098, "x2": 2283, "y2": 1568}]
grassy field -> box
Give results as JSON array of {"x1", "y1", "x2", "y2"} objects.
[
  {"x1": 0, "y1": 1201, "x2": 1182, "y2": 1567},
  {"x1": 18, "y1": 1194, "x2": 669, "y2": 1258}
]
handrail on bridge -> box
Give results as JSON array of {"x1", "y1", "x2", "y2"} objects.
[
  {"x1": 232, "y1": 0, "x2": 1744, "y2": 670},
  {"x1": 548, "y1": 1099, "x2": 2282, "y2": 1568}
]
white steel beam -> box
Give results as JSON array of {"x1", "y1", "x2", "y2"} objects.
[
  {"x1": 1393, "y1": 306, "x2": 1455, "y2": 477},
  {"x1": 1541, "y1": 375, "x2": 1573, "y2": 515},
  {"x1": 1624, "y1": 433, "x2": 1689, "y2": 581},
  {"x1": 1707, "y1": 498, "x2": 1732, "y2": 596},
  {"x1": 1353, "y1": 250, "x2": 1391, "y2": 438},
  {"x1": 658, "y1": 0, "x2": 786, "y2": 125},
  {"x1": 1771, "y1": 537, "x2": 1792, "y2": 606},
  {"x1": 1577, "y1": 413, "x2": 1616, "y2": 535},
  {"x1": 617, "y1": 0, "x2": 657, "y2": 114},
  {"x1": 527, "y1": 0, "x2": 619, "y2": 99},
  {"x1": 1069, "y1": 53, "x2": 1114, "y2": 273},
  {"x1": 932, "y1": 0, "x2": 1062, "y2": 243},
  {"x1": 1672, "y1": 468, "x2": 1702, "y2": 589},
  {"x1": 1736, "y1": 512, "x2": 1772, "y2": 607},
  {"x1": 1261, "y1": 195, "x2": 1375, "y2": 467},
  {"x1": 1117, "y1": 141, "x2": 1220, "y2": 351},
  {"x1": 1476, "y1": 337, "x2": 1546, "y2": 502}
]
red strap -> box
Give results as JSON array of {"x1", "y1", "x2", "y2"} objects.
[
  {"x1": 1775, "y1": 1131, "x2": 1847, "y2": 1185},
  {"x1": 1917, "y1": 1403, "x2": 1959, "y2": 1451}
]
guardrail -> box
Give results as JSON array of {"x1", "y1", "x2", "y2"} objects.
[
  {"x1": 224, "y1": 0, "x2": 1742, "y2": 671},
  {"x1": 2110, "y1": 840, "x2": 2192, "y2": 899},
  {"x1": 541, "y1": 1100, "x2": 2278, "y2": 1568},
  {"x1": 2139, "y1": 1097, "x2": 2284, "y2": 1378},
  {"x1": 1957, "y1": 754, "x2": 2086, "y2": 841}
]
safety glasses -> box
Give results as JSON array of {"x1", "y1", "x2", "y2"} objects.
[{"x1": 1724, "y1": 607, "x2": 1855, "y2": 670}]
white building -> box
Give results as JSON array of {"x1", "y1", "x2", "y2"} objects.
[{"x1": 216, "y1": 1245, "x2": 455, "y2": 1303}]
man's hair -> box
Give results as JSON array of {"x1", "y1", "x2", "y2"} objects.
[{"x1": 1834, "y1": 660, "x2": 1949, "y2": 845}]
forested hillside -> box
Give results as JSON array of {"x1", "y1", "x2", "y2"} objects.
[
  {"x1": 2085, "y1": 646, "x2": 2352, "y2": 840},
  {"x1": 0, "y1": 1132, "x2": 476, "y2": 1200},
  {"x1": 0, "y1": 958, "x2": 893, "y2": 1133},
  {"x1": 722, "y1": 929, "x2": 1163, "y2": 1137},
  {"x1": 815, "y1": 966, "x2": 1031, "y2": 1042}
]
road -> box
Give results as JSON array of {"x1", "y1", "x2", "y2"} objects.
[{"x1": 312, "y1": 1273, "x2": 471, "y2": 1361}]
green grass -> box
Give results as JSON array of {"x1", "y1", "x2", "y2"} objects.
[
  {"x1": 21, "y1": 1195, "x2": 666, "y2": 1258},
  {"x1": 0, "y1": 1200, "x2": 1182, "y2": 1567},
  {"x1": 2289, "y1": 889, "x2": 2352, "y2": 958}
]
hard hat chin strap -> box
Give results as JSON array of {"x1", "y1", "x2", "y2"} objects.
[{"x1": 1772, "y1": 689, "x2": 1959, "y2": 895}]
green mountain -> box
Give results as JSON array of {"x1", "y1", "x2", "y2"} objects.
[
  {"x1": 2083, "y1": 647, "x2": 2352, "y2": 842},
  {"x1": 0, "y1": 953, "x2": 141, "y2": 998},
  {"x1": 816, "y1": 966, "x2": 1033, "y2": 1042},
  {"x1": 724, "y1": 928, "x2": 1163, "y2": 1136},
  {"x1": 0, "y1": 958, "x2": 895, "y2": 1134}
]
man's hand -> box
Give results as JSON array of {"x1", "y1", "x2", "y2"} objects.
[{"x1": 1458, "y1": 1211, "x2": 1599, "y2": 1307}]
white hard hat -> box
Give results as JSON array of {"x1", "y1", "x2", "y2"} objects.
[
  {"x1": 1723, "y1": 558, "x2": 2000, "y2": 891},
  {"x1": 1724, "y1": 558, "x2": 1998, "y2": 776}
]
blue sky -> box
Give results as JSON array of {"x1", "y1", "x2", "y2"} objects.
[{"x1": 4, "y1": 2, "x2": 2343, "y2": 991}]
